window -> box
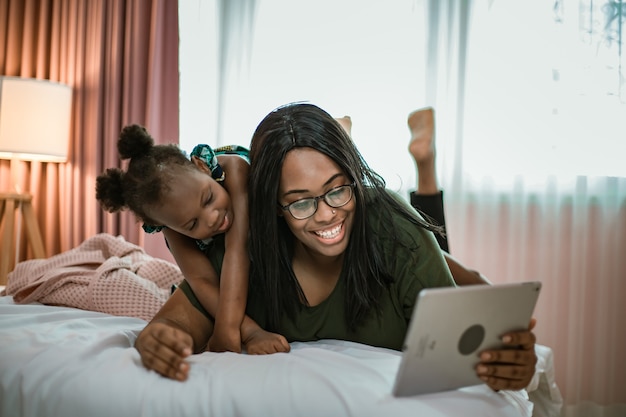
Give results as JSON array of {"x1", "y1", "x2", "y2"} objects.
[{"x1": 462, "y1": 0, "x2": 625, "y2": 184}]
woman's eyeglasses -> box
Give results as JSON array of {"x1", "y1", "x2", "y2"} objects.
[{"x1": 279, "y1": 183, "x2": 355, "y2": 220}]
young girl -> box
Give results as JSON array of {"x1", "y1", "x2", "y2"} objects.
[{"x1": 96, "y1": 124, "x2": 251, "y2": 353}]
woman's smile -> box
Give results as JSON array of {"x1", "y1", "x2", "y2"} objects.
[{"x1": 312, "y1": 221, "x2": 344, "y2": 241}]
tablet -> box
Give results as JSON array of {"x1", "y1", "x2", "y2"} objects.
[{"x1": 392, "y1": 281, "x2": 541, "y2": 397}]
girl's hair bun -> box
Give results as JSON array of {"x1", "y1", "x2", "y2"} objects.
[
  {"x1": 118, "y1": 124, "x2": 154, "y2": 160},
  {"x1": 95, "y1": 168, "x2": 126, "y2": 212}
]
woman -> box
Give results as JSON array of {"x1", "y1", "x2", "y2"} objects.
[
  {"x1": 244, "y1": 104, "x2": 453, "y2": 349},
  {"x1": 135, "y1": 103, "x2": 536, "y2": 392}
]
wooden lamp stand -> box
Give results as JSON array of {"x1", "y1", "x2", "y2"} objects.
[{"x1": 0, "y1": 192, "x2": 46, "y2": 285}]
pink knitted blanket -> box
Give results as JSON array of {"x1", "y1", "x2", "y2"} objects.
[{"x1": 2, "y1": 233, "x2": 183, "y2": 321}]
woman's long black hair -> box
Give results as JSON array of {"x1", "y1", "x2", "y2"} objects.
[{"x1": 248, "y1": 103, "x2": 443, "y2": 332}]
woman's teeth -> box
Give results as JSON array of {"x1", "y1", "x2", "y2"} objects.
[{"x1": 315, "y1": 224, "x2": 341, "y2": 239}]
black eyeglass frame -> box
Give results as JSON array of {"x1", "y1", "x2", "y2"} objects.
[{"x1": 279, "y1": 183, "x2": 356, "y2": 220}]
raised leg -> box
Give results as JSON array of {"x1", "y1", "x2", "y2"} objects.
[
  {"x1": 407, "y1": 107, "x2": 448, "y2": 251},
  {"x1": 407, "y1": 109, "x2": 489, "y2": 285},
  {"x1": 334, "y1": 116, "x2": 352, "y2": 137},
  {"x1": 407, "y1": 107, "x2": 438, "y2": 195}
]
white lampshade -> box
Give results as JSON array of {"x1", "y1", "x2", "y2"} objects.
[{"x1": 0, "y1": 76, "x2": 72, "y2": 163}]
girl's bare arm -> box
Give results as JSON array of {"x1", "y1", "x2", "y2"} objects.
[
  {"x1": 163, "y1": 228, "x2": 222, "y2": 318},
  {"x1": 210, "y1": 154, "x2": 250, "y2": 352}
]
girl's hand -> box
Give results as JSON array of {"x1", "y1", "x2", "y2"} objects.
[
  {"x1": 243, "y1": 328, "x2": 291, "y2": 355},
  {"x1": 476, "y1": 318, "x2": 538, "y2": 391},
  {"x1": 208, "y1": 322, "x2": 242, "y2": 353},
  {"x1": 135, "y1": 319, "x2": 194, "y2": 381}
]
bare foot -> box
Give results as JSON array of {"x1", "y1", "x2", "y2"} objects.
[
  {"x1": 335, "y1": 116, "x2": 352, "y2": 137},
  {"x1": 408, "y1": 107, "x2": 435, "y2": 164},
  {"x1": 408, "y1": 107, "x2": 438, "y2": 194}
]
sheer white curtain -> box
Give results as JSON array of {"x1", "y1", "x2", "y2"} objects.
[
  {"x1": 177, "y1": 0, "x2": 258, "y2": 153},
  {"x1": 179, "y1": 0, "x2": 428, "y2": 193},
  {"x1": 442, "y1": 2, "x2": 626, "y2": 416},
  {"x1": 179, "y1": 0, "x2": 626, "y2": 415}
]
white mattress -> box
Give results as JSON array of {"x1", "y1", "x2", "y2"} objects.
[{"x1": 0, "y1": 296, "x2": 548, "y2": 417}]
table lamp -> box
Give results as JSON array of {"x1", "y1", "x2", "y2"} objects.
[{"x1": 0, "y1": 76, "x2": 72, "y2": 284}]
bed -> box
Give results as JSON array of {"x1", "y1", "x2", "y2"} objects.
[{"x1": 0, "y1": 235, "x2": 563, "y2": 417}]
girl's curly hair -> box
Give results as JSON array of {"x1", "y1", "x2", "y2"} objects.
[{"x1": 96, "y1": 124, "x2": 193, "y2": 223}]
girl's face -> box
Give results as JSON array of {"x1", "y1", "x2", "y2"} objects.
[
  {"x1": 278, "y1": 148, "x2": 355, "y2": 260},
  {"x1": 146, "y1": 167, "x2": 233, "y2": 241}
]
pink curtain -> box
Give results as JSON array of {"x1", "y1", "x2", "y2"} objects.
[
  {"x1": 446, "y1": 179, "x2": 626, "y2": 414},
  {"x1": 0, "y1": 0, "x2": 178, "y2": 265}
]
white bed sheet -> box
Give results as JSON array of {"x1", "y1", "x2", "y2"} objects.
[{"x1": 0, "y1": 296, "x2": 543, "y2": 417}]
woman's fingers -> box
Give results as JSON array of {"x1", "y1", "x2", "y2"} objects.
[
  {"x1": 476, "y1": 356, "x2": 535, "y2": 391},
  {"x1": 140, "y1": 343, "x2": 190, "y2": 381},
  {"x1": 477, "y1": 373, "x2": 532, "y2": 391},
  {"x1": 480, "y1": 345, "x2": 537, "y2": 366},
  {"x1": 477, "y1": 327, "x2": 538, "y2": 391},
  {"x1": 477, "y1": 349, "x2": 536, "y2": 389},
  {"x1": 500, "y1": 328, "x2": 537, "y2": 350},
  {"x1": 135, "y1": 321, "x2": 193, "y2": 381},
  {"x1": 476, "y1": 359, "x2": 534, "y2": 378}
]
